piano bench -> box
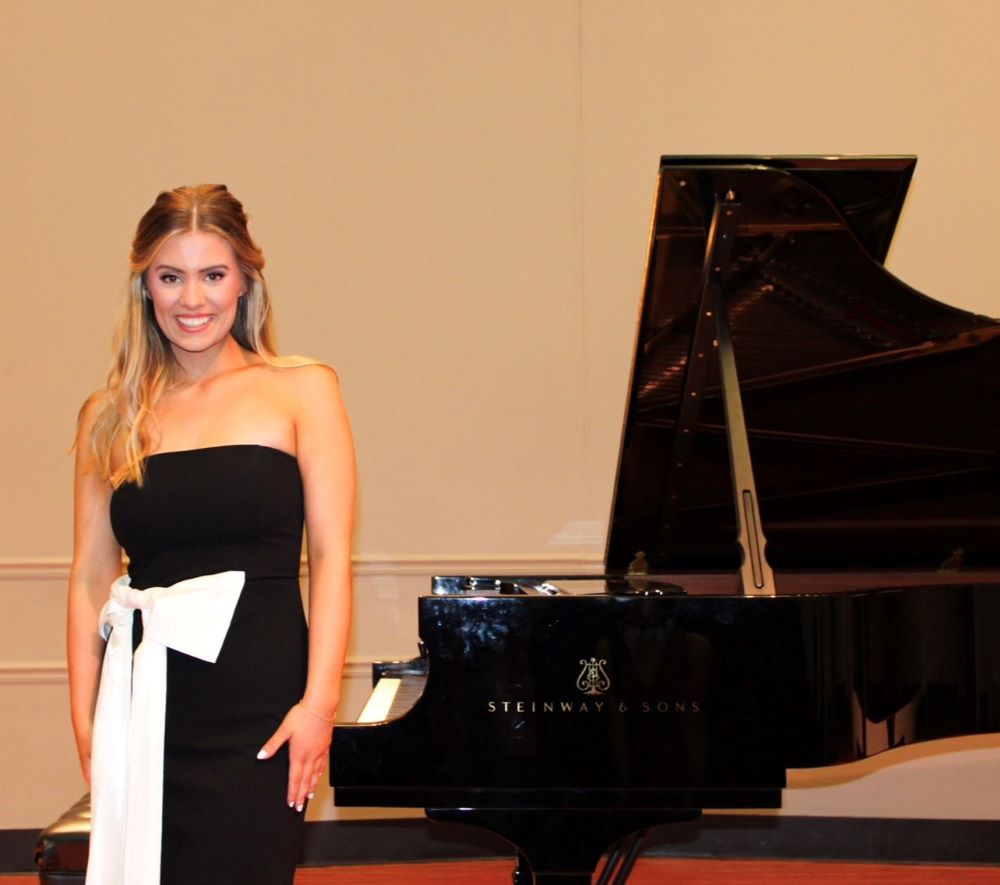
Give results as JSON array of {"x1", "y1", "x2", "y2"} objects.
[{"x1": 34, "y1": 794, "x2": 89, "y2": 883}]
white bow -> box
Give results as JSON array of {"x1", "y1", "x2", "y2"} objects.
[{"x1": 86, "y1": 570, "x2": 245, "y2": 885}]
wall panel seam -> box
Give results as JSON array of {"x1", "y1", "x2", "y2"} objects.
[
  {"x1": 0, "y1": 554, "x2": 603, "y2": 581},
  {"x1": 0, "y1": 658, "x2": 380, "y2": 685}
]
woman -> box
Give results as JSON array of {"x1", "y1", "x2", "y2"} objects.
[{"x1": 67, "y1": 184, "x2": 354, "y2": 885}]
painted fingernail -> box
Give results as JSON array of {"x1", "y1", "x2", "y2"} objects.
[
  {"x1": 307, "y1": 792, "x2": 315, "y2": 799},
  {"x1": 288, "y1": 800, "x2": 294, "y2": 808},
  {"x1": 257, "y1": 749, "x2": 269, "y2": 760},
  {"x1": 296, "y1": 803, "x2": 304, "y2": 812}
]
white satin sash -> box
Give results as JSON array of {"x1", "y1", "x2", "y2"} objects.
[{"x1": 86, "y1": 570, "x2": 245, "y2": 885}]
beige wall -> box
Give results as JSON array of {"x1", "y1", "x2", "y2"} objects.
[{"x1": 1, "y1": 0, "x2": 998, "y2": 830}]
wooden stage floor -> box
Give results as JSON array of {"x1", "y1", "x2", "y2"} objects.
[{"x1": 14, "y1": 856, "x2": 1000, "y2": 883}]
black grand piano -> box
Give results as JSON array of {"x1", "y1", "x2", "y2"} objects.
[{"x1": 330, "y1": 156, "x2": 1000, "y2": 883}]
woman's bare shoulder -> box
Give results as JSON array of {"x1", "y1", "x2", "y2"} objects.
[
  {"x1": 80, "y1": 387, "x2": 110, "y2": 410},
  {"x1": 262, "y1": 355, "x2": 342, "y2": 398},
  {"x1": 76, "y1": 389, "x2": 110, "y2": 433},
  {"x1": 267, "y1": 354, "x2": 335, "y2": 372},
  {"x1": 267, "y1": 354, "x2": 340, "y2": 383}
]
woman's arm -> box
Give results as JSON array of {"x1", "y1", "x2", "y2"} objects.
[
  {"x1": 257, "y1": 365, "x2": 355, "y2": 811},
  {"x1": 67, "y1": 397, "x2": 123, "y2": 784}
]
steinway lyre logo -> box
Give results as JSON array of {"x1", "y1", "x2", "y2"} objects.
[{"x1": 576, "y1": 656, "x2": 611, "y2": 696}]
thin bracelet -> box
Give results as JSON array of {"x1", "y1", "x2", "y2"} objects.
[{"x1": 297, "y1": 699, "x2": 336, "y2": 723}]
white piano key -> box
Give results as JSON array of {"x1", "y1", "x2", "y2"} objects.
[{"x1": 357, "y1": 677, "x2": 402, "y2": 723}]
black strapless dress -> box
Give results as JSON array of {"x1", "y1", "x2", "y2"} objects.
[{"x1": 110, "y1": 445, "x2": 308, "y2": 885}]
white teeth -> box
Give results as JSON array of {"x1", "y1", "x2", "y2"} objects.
[{"x1": 177, "y1": 316, "x2": 211, "y2": 329}]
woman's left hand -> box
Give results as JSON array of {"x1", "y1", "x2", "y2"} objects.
[{"x1": 257, "y1": 702, "x2": 334, "y2": 811}]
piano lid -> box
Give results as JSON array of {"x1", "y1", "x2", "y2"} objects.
[{"x1": 606, "y1": 156, "x2": 1000, "y2": 574}]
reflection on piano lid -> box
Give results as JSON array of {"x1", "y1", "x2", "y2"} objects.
[{"x1": 331, "y1": 156, "x2": 1000, "y2": 884}]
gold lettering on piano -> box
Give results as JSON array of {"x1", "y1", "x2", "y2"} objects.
[
  {"x1": 484, "y1": 653, "x2": 702, "y2": 716},
  {"x1": 485, "y1": 699, "x2": 701, "y2": 715}
]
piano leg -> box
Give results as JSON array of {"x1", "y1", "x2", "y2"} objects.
[
  {"x1": 428, "y1": 808, "x2": 698, "y2": 885},
  {"x1": 596, "y1": 831, "x2": 645, "y2": 885}
]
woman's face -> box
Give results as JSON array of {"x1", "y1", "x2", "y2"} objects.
[{"x1": 145, "y1": 230, "x2": 245, "y2": 358}]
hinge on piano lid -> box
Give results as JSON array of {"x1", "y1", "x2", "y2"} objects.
[
  {"x1": 431, "y1": 575, "x2": 566, "y2": 596},
  {"x1": 431, "y1": 575, "x2": 525, "y2": 594},
  {"x1": 432, "y1": 575, "x2": 510, "y2": 594}
]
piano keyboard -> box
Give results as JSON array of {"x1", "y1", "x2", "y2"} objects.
[{"x1": 356, "y1": 674, "x2": 428, "y2": 723}]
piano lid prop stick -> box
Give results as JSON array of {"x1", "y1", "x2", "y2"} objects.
[{"x1": 703, "y1": 193, "x2": 777, "y2": 597}]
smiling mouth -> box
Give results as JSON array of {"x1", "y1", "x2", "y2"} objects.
[{"x1": 176, "y1": 316, "x2": 212, "y2": 330}]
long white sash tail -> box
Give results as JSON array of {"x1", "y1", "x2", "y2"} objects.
[{"x1": 86, "y1": 570, "x2": 245, "y2": 885}]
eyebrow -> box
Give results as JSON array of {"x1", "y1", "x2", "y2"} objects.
[{"x1": 151, "y1": 263, "x2": 232, "y2": 274}]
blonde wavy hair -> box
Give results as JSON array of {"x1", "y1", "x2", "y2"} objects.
[{"x1": 85, "y1": 184, "x2": 276, "y2": 487}]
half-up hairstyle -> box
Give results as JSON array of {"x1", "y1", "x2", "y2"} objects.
[{"x1": 85, "y1": 184, "x2": 276, "y2": 486}]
